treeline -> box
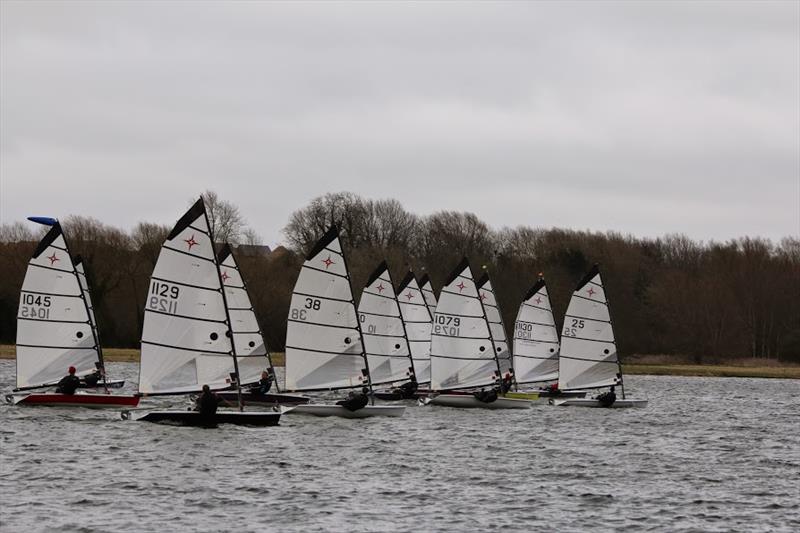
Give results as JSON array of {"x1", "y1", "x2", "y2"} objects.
[{"x1": 1, "y1": 191, "x2": 799, "y2": 363}]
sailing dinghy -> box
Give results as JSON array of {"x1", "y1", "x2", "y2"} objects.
[
  {"x1": 425, "y1": 259, "x2": 531, "y2": 409},
  {"x1": 512, "y1": 277, "x2": 583, "y2": 400},
  {"x1": 6, "y1": 219, "x2": 139, "y2": 408},
  {"x1": 550, "y1": 265, "x2": 647, "y2": 408},
  {"x1": 124, "y1": 199, "x2": 281, "y2": 426},
  {"x1": 373, "y1": 271, "x2": 433, "y2": 400},
  {"x1": 213, "y1": 244, "x2": 308, "y2": 406},
  {"x1": 283, "y1": 226, "x2": 404, "y2": 418}
]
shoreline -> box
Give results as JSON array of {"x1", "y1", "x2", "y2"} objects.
[{"x1": 0, "y1": 346, "x2": 797, "y2": 379}]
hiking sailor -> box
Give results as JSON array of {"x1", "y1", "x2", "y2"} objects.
[
  {"x1": 56, "y1": 366, "x2": 81, "y2": 395},
  {"x1": 336, "y1": 387, "x2": 370, "y2": 412}
]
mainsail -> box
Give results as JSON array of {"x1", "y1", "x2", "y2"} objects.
[
  {"x1": 73, "y1": 255, "x2": 101, "y2": 360},
  {"x1": 357, "y1": 261, "x2": 413, "y2": 386},
  {"x1": 512, "y1": 277, "x2": 559, "y2": 386},
  {"x1": 284, "y1": 226, "x2": 371, "y2": 391},
  {"x1": 558, "y1": 264, "x2": 621, "y2": 390},
  {"x1": 396, "y1": 272, "x2": 432, "y2": 384},
  {"x1": 475, "y1": 273, "x2": 512, "y2": 376},
  {"x1": 15, "y1": 223, "x2": 100, "y2": 389},
  {"x1": 139, "y1": 199, "x2": 235, "y2": 395},
  {"x1": 218, "y1": 244, "x2": 272, "y2": 388},
  {"x1": 419, "y1": 274, "x2": 438, "y2": 317},
  {"x1": 430, "y1": 259, "x2": 499, "y2": 391}
]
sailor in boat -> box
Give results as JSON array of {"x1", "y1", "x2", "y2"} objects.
[
  {"x1": 248, "y1": 369, "x2": 275, "y2": 396},
  {"x1": 499, "y1": 372, "x2": 514, "y2": 395},
  {"x1": 81, "y1": 363, "x2": 105, "y2": 387},
  {"x1": 336, "y1": 387, "x2": 370, "y2": 412},
  {"x1": 396, "y1": 374, "x2": 418, "y2": 399},
  {"x1": 55, "y1": 366, "x2": 81, "y2": 395},
  {"x1": 473, "y1": 387, "x2": 499, "y2": 404},
  {"x1": 595, "y1": 386, "x2": 617, "y2": 407}
]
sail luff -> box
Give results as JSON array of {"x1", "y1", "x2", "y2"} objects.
[
  {"x1": 73, "y1": 255, "x2": 108, "y2": 390},
  {"x1": 212, "y1": 239, "x2": 243, "y2": 411},
  {"x1": 396, "y1": 271, "x2": 432, "y2": 384},
  {"x1": 474, "y1": 273, "x2": 504, "y2": 387}
]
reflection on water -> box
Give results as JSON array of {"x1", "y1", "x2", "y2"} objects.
[{"x1": 0, "y1": 360, "x2": 798, "y2": 532}]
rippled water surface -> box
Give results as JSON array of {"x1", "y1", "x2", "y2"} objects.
[{"x1": 0, "y1": 360, "x2": 798, "y2": 532}]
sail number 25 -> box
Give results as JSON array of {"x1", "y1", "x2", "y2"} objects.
[
  {"x1": 148, "y1": 282, "x2": 180, "y2": 314},
  {"x1": 563, "y1": 319, "x2": 585, "y2": 337}
]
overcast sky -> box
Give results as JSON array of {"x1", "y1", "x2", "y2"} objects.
[{"x1": 1, "y1": 1, "x2": 798, "y2": 247}]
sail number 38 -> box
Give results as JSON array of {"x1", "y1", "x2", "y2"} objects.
[{"x1": 290, "y1": 298, "x2": 321, "y2": 321}]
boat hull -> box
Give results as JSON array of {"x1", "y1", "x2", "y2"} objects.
[
  {"x1": 215, "y1": 391, "x2": 310, "y2": 405},
  {"x1": 124, "y1": 409, "x2": 281, "y2": 426},
  {"x1": 428, "y1": 394, "x2": 532, "y2": 409},
  {"x1": 286, "y1": 404, "x2": 406, "y2": 418},
  {"x1": 6, "y1": 392, "x2": 140, "y2": 408},
  {"x1": 550, "y1": 398, "x2": 648, "y2": 408}
]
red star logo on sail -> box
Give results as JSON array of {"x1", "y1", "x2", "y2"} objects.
[
  {"x1": 587, "y1": 287, "x2": 596, "y2": 297},
  {"x1": 480, "y1": 292, "x2": 487, "y2": 301},
  {"x1": 322, "y1": 255, "x2": 335, "y2": 269},
  {"x1": 184, "y1": 234, "x2": 198, "y2": 250},
  {"x1": 47, "y1": 252, "x2": 59, "y2": 265},
  {"x1": 405, "y1": 291, "x2": 414, "y2": 300},
  {"x1": 456, "y1": 281, "x2": 466, "y2": 292},
  {"x1": 376, "y1": 283, "x2": 385, "y2": 293},
  {"x1": 535, "y1": 297, "x2": 542, "y2": 305},
  {"x1": 221, "y1": 271, "x2": 230, "y2": 282}
]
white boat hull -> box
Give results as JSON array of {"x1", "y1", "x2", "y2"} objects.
[
  {"x1": 428, "y1": 394, "x2": 532, "y2": 409},
  {"x1": 286, "y1": 404, "x2": 406, "y2": 418},
  {"x1": 550, "y1": 398, "x2": 648, "y2": 408}
]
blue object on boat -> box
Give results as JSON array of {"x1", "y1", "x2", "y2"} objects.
[{"x1": 27, "y1": 217, "x2": 58, "y2": 226}]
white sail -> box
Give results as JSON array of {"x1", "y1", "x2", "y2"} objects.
[
  {"x1": 419, "y1": 274, "x2": 438, "y2": 317},
  {"x1": 218, "y1": 244, "x2": 270, "y2": 387},
  {"x1": 357, "y1": 261, "x2": 412, "y2": 386},
  {"x1": 284, "y1": 226, "x2": 369, "y2": 391},
  {"x1": 430, "y1": 258, "x2": 499, "y2": 391},
  {"x1": 139, "y1": 199, "x2": 235, "y2": 395},
  {"x1": 476, "y1": 273, "x2": 512, "y2": 376},
  {"x1": 512, "y1": 278, "x2": 559, "y2": 385},
  {"x1": 558, "y1": 265, "x2": 621, "y2": 391},
  {"x1": 73, "y1": 256, "x2": 100, "y2": 348},
  {"x1": 16, "y1": 223, "x2": 99, "y2": 389},
  {"x1": 396, "y1": 272, "x2": 432, "y2": 384}
]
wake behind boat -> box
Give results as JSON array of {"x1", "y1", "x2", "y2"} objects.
[
  {"x1": 283, "y1": 226, "x2": 405, "y2": 418},
  {"x1": 552, "y1": 264, "x2": 647, "y2": 409},
  {"x1": 10, "y1": 218, "x2": 138, "y2": 408}
]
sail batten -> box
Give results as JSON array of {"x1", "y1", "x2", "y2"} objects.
[
  {"x1": 557, "y1": 265, "x2": 620, "y2": 391},
  {"x1": 475, "y1": 273, "x2": 512, "y2": 376},
  {"x1": 513, "y1": 277, "x2": 560, "y2": 385}
]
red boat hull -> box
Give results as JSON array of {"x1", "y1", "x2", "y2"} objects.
[{"x1": 7, "y1": 392, "x2": 140, "y2": 408}]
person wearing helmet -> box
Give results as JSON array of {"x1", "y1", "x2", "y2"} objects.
[
  {"x1": 248, "y1": 369, "x2": 274, "y2": 396},
  {"x1": 56, "y1": 366, "x2": 81, "y2": 395},
  {"x1": 596, "y1": 385, "x2": 617, "y2": 408}
]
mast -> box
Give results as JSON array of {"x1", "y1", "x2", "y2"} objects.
[{"x1": 604, "y1": 273, "x2": 626, "y2": 400}]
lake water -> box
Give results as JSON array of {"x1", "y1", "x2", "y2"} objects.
[{"x1": 0, "y1": 360, "x2": 798, "y2": 532}]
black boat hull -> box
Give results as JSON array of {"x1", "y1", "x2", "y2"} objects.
[{"x1": 127, "y1": 410, "x2": 281, "y2": 427}]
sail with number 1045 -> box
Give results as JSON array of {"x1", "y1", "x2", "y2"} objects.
[
  {"x1": 284, "y1": 226, "x2": 370, "y2": 392},
  {"x1": 15, "y1": 223, "x2": 99, "y2": 390}
]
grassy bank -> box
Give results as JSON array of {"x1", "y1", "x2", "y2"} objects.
[{"x1": 0, "y1": 345, "x2": 794, "y2": 378}]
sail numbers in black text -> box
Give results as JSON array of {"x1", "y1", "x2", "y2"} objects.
[
  {"x1": 433, "y1": 315, "x2": 461, "y2": 336},
  {"x1": 19, "y1": 293, "x2": 52, "y2": 319},
  {"x1": 148, "y1": 282, "x2": 180, "y2": 314},
  {"x1": 562, "y1": 318, "x2": 585, "y2": 337},
  {"x1": 290, "y1": 298, "x2": 321, "y2": 321}
]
